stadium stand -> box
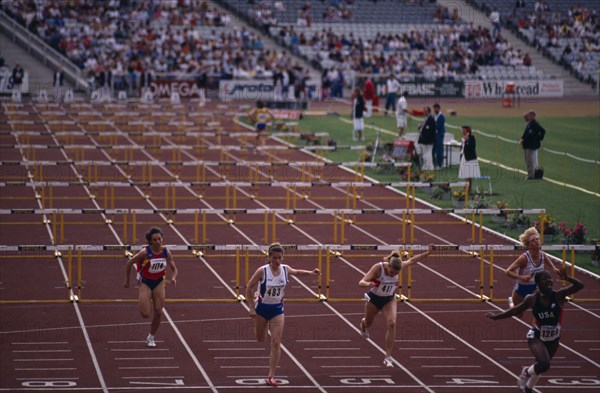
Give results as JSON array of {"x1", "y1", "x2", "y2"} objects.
[{"x1": 467, "y1": 0, "x2": 599, "y2": 87}]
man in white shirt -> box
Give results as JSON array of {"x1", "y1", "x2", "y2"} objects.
[
  {"x1": 395, "y1": 91, "x2": 409, "y2": 137},
  {"x1": 384, "y1": 74, "x2": 400, "y2": 116},
  {"x1": 490, "y1": 7, "x2": 501, "y2": 39}
]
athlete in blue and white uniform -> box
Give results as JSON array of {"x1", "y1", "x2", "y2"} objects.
[
  {"x1": 487, "y1": 268, "x2": 583, "y2": 393},
  {"x1": 506, "y1": 227, "x2": 559, "y2": 316},
  {"x1": 246, "y1": 243, "x2": 320, "y2": 387},
  {"x1": 359, "y1": 244, "x2": 435, "y2": 368}
]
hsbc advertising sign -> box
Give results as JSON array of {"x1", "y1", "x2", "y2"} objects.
[{"x1": 219, "y1": 80, "x2": 321, "y2": 101}]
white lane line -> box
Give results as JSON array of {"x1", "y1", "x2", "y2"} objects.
[
  {"x1": 481, "y1": 340, "x2": 526, "y2": 343},
  {"x1": 321, "y1": 365, "x2": 381, "y2": 368},
  {"x1": 12, "y1": 350, "x2": 71, "y2": 353},
  {"x1": 111, "y1": 348, "x2": 170, "y2": 352},
  {"x1": 396, "y1": 340, "x2": 444, "y2": 342},
  {"x1": 114, "y1": 357, "x2": 174, "y2": 361},
  {"x1": 219, "y1": 366, "x2": 270, "y2": 369},
  {"x1": 14, "y1": 367, "x2": 77, "y2": 371},
  {"x1": 434, "y1": 375, "x2": 494, "y2": 377},
  {"x1": 304, "y1": 348, "x2": 360, "y2": 351},
  {"x1": 208, "y1": 348, "x2": 263, "y2": 351},
  {"x1": 119, "y1": 366, "x2": 180, "y2": 370},
  {"x1": 202, "y1": 340, "x2": 256, "y2": 343},
  {"x1": 398, "y1": 347, "x2": 455, "y2": 351},
  {"x1": 422, "y1": 365, "x2": 481, "y2": 368},
  {"x1": 15, "y1": 377, "x2": 80, "y2": 380},
  {"x1": 296, "y1": 336, "x2": 352, "y2": 343},
  {"x1": 11, "y1": 342, "x2": 69, "y2": 345},
  {"x1": 122, "y1": 376, "x2": 185, "y2": 379},
  {"x1": 493, "y1": 348, "x2": 531, "y2": 351},
  {"x1": 410, "y1": 356, "x2": 468, "y2": 359},
  {"x1": 312, "y1": 356, "x2": 371, "y2": 359},
  {"x1": 13, "y1": 358, "x2": 74, "y2": 362},
  {"x1": 214, "y1": 356, "x2": 269, "y2": 360},
  {"x1": 162, "y1": 308, "x2": 219, "y2": 393}
]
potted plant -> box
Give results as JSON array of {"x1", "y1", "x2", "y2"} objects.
[
  {"x1": 507, "y1": 211, "x2": 531, "y2": 231},
  {"x1": 492, "y1": 200, "x2": 509, "y2": 224},
  {"x1": 431, "y1": 184, "x2": 451, "y2": 200},
  {"x1": 469, "y1": 193, "x2": 490, "y2": 209},
  {"x1": 452, "y1": 190, "x2": 467, "y2": 208},
  {"x1": 559, "y1": 222, "x2": 587, "y2": 244},
  {"x1": 533, "y1": 214, "x2": 558, "y2": 243}
]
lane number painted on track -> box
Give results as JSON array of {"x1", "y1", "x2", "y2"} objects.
[
  {"x1": 22, "y1": 381, "x2": 77, "y2": 387},
  {"x1": 548, "y1": 378, "x2": 600, "y2": 386},
  {"x1": 235, "y1": 378, "x2": 289, "y2": 385},
  {"x1": 340, "y1": 378, "x2": 395, "y2": 385},
  {"x1": 130, "y1": 379, "x2": 184, "y2": 386}
]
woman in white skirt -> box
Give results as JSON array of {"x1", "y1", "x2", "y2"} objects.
[{"x1": 458, "y1": 126, "x2": 480, "y2": 194}]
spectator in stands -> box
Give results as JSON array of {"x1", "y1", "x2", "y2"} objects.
[
  {"x1": 490, "y1": 7, "x2": 501, "y2": 39},
  {"x1": 352, "y1": 87, "x2": 365, "y2": 141},
  {"x1": 363, "y1": 77, "x2": 375, "y2": 117},
  {"x1": 520, "y1": 110, "x2": 545, "y2": 180},
  {"x1": 0, "y1": 53, "x2": 5, "y2": 68},
  {"x1": 384, "y1": 74, "x2": 400, "y2": 117},
  {"x1": 433, "y1": 103, "x2": 446, "y2": 168},
  {"x1": 458, "y1": 126, "x2": 480, "y2": 194},
  {"x1": 12, "y1": 63, "x2": 24, "y2": 92},
  {"x1": 417, "y1": 106, "x2": 436, "y2": 173},
  {"x1": 395, "y1": 91, "x2": 409, "y2": 138}
]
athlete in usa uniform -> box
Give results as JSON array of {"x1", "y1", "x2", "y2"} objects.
[
  {"x1": 246, "y1": 242, "x2": 319, "y2": 387},
  {"x1": 358, "y1": 244, "x2": 435, "y2": 368},
  {"x1": 124, "y1": 227, "x2": 178, "y2": 347},
  {"x1": 487, "y1": 267, "x2": 583, "y2": 393}
]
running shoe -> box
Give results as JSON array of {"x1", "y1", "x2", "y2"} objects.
[
  {"x1": 266, "y1": 377, "x2": 278, "y2": 387},
  {"x1": 146, "y1": 334, "x2": 156, "y2": 348},
  {"x1": 359, "y1": 319, "x2": 369, "y2": 339},
  {"x1": 383, "y1": 357, "x2": 394, "y2": 368},
  {"x1": 508, "y1": 296, "x2": 515, "y2": 308},
  {"x1": 518, "y1": 367, "x2": 529, "y2": 391}
]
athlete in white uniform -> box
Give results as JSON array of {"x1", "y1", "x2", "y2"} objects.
[
  {"x1": 246, "y1": 243, "x2": 320, "y2": 387},
  {"x1": 506, "y1": 227, "x2": 558, "y2": 317},
  {"x1": 358, "y1": 244, "x2": 435, "y2": 368}
]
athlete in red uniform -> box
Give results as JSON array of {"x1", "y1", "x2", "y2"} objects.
[{"x1": 124, "y1": 227, "x2": 178, "y2": 347}]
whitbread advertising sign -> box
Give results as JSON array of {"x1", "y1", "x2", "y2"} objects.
[{"x1": 465, "y1": 80, "x2": 564, "y2": 98}]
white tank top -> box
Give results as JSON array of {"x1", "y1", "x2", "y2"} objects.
[
  {"x1": 369, "y1": 262, "x2": 399, "y2": 297},
  {"x1": 517, "y1": 251, "x2": 544, "y2": 285},
  {"x1": 258, "y1": 264, "x2": 288, "y2": 304}
]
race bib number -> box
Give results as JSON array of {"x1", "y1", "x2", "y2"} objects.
[
  {"x1": 149, "y1": 258, "x2": 167, "y2": 273},
  {"x1": 379, "y1": 284, "x2": 395, "y2": 295},
  {"x1": 266, "y1": 287, "x2": 282, "y2": 297},
  {"x1": 539, "y1": 325, "x2": 560, "y2": 341}
]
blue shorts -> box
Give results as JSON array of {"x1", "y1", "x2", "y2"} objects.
[
  {"x1": 141, "y1": 276, "x2": 164, "y2": 291},
  {"x1": 256, "y1": 123, "x2": 267, "y2": 131},
  {"x1": 365, "y1": 292, "x2": 395, "y2": 310},
  {"x1": 514, "y1": 283, "x2": 536, "y2": 297},
  {"x1": 255, "y1": 302, "x2": 284, "y2": 321}
]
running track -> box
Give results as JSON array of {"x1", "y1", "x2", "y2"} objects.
[{"x1": 0, "y1": 101, "x2": 599, "y2": 393}]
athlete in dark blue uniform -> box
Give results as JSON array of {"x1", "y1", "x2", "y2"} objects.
[{"x1": 487, "y1": 267, "x2": 583, "y2": 393}]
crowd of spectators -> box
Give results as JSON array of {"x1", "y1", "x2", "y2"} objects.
[
  {"x1": 470, "y1": 0, "x2": 599, "y2": 86},
  {"x1": 0, "y1": 0, "x2": 309, "y2": 95},
  {"x1": 272, "y1": 19, "x2": 534, "y2": 82}
]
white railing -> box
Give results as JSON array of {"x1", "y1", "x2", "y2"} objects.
[{"x1": 0, "y1": 10, "x2": 87, "y2": 90}]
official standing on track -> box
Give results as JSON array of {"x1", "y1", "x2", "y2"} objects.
[
  {"x1": 358, "y1": 244, "x2": 435, "y2": 367},
  {"x1": 505, "y1": 227, "x2": 559, "y2": 317},
  {"x1": 246, "y1": 242, "x2": 320, "y2": 387},
  {"x1": 486, "y1": 267, "x2": 583, "y2": 393},
  {"x1": 124, "y1": 226, "x2": 178, "y2": 347}
]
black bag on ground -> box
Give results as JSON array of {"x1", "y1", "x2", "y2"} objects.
[{"x1": 534, "y1": 167, "x2": 544, "y2": 179}]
